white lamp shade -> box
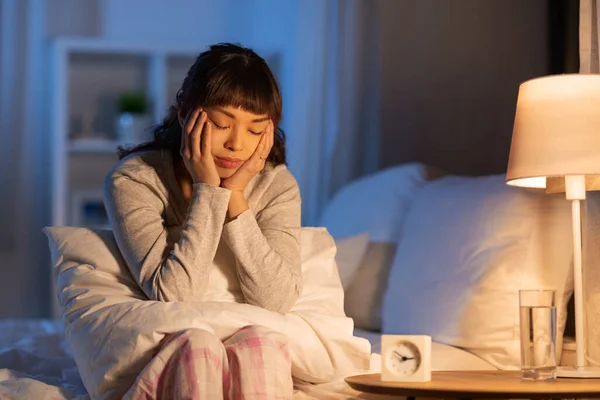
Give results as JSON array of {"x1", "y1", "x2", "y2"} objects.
[{"x1": 506, "y1": 74, "x2": 600, "y2": 189}]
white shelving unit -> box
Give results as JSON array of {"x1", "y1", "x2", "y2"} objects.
[{"x1": 49, "y1": 38, "x2": 198, "y2": 228}]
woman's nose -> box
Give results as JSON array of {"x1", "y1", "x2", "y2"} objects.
[{"x1": 224, "y1": 128, "x2": 243, "y2": 151}]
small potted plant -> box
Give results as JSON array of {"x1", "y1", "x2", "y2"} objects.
[{"x1": 115, "y1": 91, "x2": 152, "y2": 144}]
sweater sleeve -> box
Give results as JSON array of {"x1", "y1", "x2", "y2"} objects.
[
  {"x1": 222, "y1": 171, "x2": 302, "y2": 313},
  {"x1": 103, "y1": 172, "x2": 230, "y2": 302}
]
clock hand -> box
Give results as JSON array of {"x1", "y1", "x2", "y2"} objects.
[{"x1": 393, "y1": 351, "x2": 416, "y2": 362}]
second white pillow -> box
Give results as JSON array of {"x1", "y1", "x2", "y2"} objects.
[
  {"x1": 382, "y1": 175, "x2": 574, "y2": 369},
  {"x1": 334, "y1": 233, "x2": 370, "y2": 290}
]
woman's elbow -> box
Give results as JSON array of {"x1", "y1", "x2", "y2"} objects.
[
  {"x1": 152, "y1": 273, "x2": 200, "y2": 303},
  {"x1": 270, "y1": 277, "x2": 302, "y2": 314}
]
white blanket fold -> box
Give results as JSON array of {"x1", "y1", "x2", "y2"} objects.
[{"x1": 44, "y1": 226, "x2": 371, "y2": 400}]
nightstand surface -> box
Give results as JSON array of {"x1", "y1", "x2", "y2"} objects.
[{"x1": 345, "y1": 371, "x2": 600, "y2": 399}]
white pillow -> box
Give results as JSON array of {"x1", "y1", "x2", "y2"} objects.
[
  {"x1": 44, "y1": 226, "x2": 371, "y2": 399},
  {"x1": 320, "y1": 163, "x2": 443, "y2": 331},
  {"x1": 382, "y1": 175, "x2": 574, "y2": 369},
  {"x1": 319, "y1": 163, "x2": 441, "y2": 242},
  {"x1": 343, "y1": 242, "x2": 397, "y2": 331},
  {"x1": 334, "y1": 233, "x2": 370, "y2": 290}
]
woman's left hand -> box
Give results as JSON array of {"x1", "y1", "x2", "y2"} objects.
[{"x1": 221, "y1": 122, "x2": 274, "y2": 192}]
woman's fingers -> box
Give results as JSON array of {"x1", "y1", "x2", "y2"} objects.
[
  {"x1": 201, "y1": 115, "x2": 212, "y2": 158},
  {"x1": 181, "y1": 108, "x2": 200, "y2": 159},
  {"x1": 252, "y1": 122, "x2": 271, "y2": 162},
  {"x1": 267, "y1": 122, "x2": 274, "y2": 155},
  {"x1": 261, "y1": 122, "x2": 274, "y2": 160},
  {"x1": 253, "y1": 129, "x2": 268, "y2": 162},
  {"x1": 185, "y1": 108, "x2": 200, "y2": 128},
  {"x1": 189, "y1": 110, "x2": 205, "y2": 159}
]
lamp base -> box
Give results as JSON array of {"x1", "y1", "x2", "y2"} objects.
[{"x1": 556, "y1": 366, "x2": 600, "y2": 378}]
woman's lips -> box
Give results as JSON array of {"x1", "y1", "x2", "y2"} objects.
[{"x1": 215, "y1": 156, "x2": 243, "y2": 169}]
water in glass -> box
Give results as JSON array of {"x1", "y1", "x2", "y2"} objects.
[{"x1": 519, "y1": 304, "x2": 557, "y2": 380}]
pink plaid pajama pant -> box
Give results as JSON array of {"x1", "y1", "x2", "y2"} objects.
[{"x1": 124, "y1": 325, "x2": 293, "y2": 400}]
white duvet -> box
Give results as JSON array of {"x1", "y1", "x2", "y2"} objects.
[{"x1": 44, "y1": 226, "x2": 372, "y2": 400}]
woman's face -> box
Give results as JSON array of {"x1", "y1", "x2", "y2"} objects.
[{"x1": 204, "y1": 105, "x2": 270, "y2": 178}]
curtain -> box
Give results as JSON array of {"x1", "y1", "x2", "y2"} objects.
[
  {"x1": 327, "y1": 0, "x2": 380, "y2": 208},
  {"x1": 285, "y1": 0, "x2": 380, "y2": 226},
  {"x1": 581, "y1": 0, "x2": 600, "y2": 367},
  {"x1": 0, "y1": 0, "x2": 52, "y2": 318},
  {"x1": 580, "y1": 0, "x2": 599, "y2": 73}
]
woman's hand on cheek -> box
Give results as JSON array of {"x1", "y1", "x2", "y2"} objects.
[
  {"x1": 180, "y1": 108, "x2": 221, "y2": 187},
  {"x1": 220, "y1": 122, "x2": 274, "y2": 192}
]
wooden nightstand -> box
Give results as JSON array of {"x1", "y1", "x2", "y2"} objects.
[{"x1": 346, "y1": 371, "x2": 600, "y2": 399}]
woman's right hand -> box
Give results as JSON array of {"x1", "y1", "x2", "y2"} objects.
[{"x1": 179, "y1": 108, "x2": 221, "y2": 187}]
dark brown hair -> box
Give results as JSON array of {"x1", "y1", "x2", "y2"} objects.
[{"x1": 118, "y1": 43, "x2": 286, "y2": 164}]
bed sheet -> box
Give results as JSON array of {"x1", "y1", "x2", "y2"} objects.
[
  {"x1": 0, "y1": 319, "x2": 380, "y2": 400},
  {"x1": 0, "y1": 320, "x2": 497, "y2": 400},
  {"x1": 0, "y1": 319, "x2": 89, "y2": 399}
]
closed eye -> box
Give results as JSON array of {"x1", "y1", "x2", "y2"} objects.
[
  {"x1": 209, "y1": 119, "x2": 229, "y2": 130},
  {"x1": 249, "y1": 130, "x2": 263, "y2": 135}
]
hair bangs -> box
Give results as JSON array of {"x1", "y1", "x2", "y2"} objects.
[{"x1": 203, "y1": 63, "x2": 281, "y2": 122}]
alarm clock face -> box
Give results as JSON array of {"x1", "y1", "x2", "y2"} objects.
[{"x1": 385, "y1": 340, "x2": 422, "y2": 376}]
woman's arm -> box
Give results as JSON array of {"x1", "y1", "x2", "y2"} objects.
[
  {"x1": 222, "y1": 172, "x2": 302, "y2": 314},
  {"x1": 104, "y1": 172, "x2": 230, "y2": 302}
]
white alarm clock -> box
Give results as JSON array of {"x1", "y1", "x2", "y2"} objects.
[{"x1": 381, "y1": 335, "x2": 432, "y2": 382}]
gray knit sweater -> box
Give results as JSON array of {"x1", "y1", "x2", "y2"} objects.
[{"x1": 103, "y1": 149, "x2": 302, "y2": 313}]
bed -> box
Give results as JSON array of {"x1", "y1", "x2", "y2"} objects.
[
  {"x1": 0, "y1": 319, "x2": 87, "y2": 399},
  {"x1": 0, "y1": 319, "x2": 499, "y2": 400}
]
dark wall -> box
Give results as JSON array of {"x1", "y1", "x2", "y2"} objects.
[
  {"x1": 376, "y1": 0, "x2": 580, "y2": 337},
  {"x1": 377, "y1": 0, "x2": 554, "y2": 176}
]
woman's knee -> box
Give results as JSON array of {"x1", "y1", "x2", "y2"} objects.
[
  {"x1": 176, "y1": 328, "x2": 223, "y2": 350},
  {"x1": 234, "y1": 325, "x2": 287, "y2": 341},
  {"x1": 225, "y1": 325, "x2": 293, "y2": 398},
  {"x1": 227, "y1": 325, "x2": 290, "y2": 358}
]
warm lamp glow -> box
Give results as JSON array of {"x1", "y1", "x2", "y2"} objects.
[
  {"x1": 506, "y1": 74, "x2": 600, "y2": 185},
  {"x1": 505, "y1": 176, "x2": 546, "y2": 188}
]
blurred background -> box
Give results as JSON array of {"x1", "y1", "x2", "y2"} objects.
[{"x1": 0, "y1": 0, "x2": 578, "y2": 319}]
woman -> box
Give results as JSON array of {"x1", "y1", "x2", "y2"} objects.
[{"x1": 104, "y1": 43, "x2": 300, "y2": 399}]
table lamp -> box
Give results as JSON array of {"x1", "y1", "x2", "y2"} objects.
[{"x1": 506, "y1": 73, "x2": 600, "y2": 378}]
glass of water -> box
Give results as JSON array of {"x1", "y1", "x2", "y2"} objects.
[{"x1": 519, "y1": 289, "x2": 557, "y2": 381}]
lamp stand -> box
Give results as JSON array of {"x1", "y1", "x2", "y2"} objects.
[{"x1": 556, "y1": 175, "x2": 600, "y2": 378}]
